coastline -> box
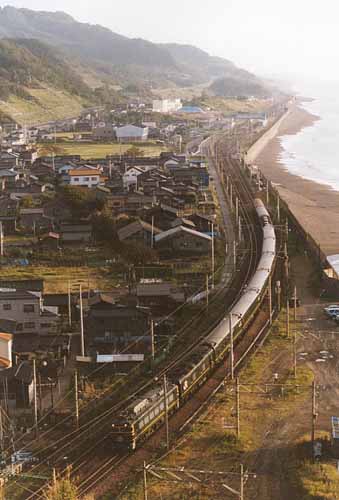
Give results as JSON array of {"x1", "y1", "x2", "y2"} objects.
[{"x1": 254, "y1": 104, "x2": 339, "y2": 257}]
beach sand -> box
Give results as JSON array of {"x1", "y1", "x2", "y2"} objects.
[{"x1": 254, "y1": 104, "x2": 339, "y2": 257}]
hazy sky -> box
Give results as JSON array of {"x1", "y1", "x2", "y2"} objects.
[{"x1": 1, "y1": 0, "x2": 338, "y2": 81}]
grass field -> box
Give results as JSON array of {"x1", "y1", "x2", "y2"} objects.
[
  {"x1": 0, "y1": 265, "x2": 114, "y2": 293},
  {"x1": 37, "y1": 141, "x2": 167, "y2": 159},
  {"x1": 0, "y1": 86, "x2": 87, "y2": 126}
]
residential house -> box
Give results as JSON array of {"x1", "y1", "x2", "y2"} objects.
[
  {"x1": 68, "y1": 168, "x2": 104, "y2": 188},
  {"x1": 0, "y1": 361, "x2": 33, "y2": 408},
  {"x1": 0, "y1": 332, "x2": 12, "y2": 368},
  {"x1": 116, "y1": 125, "x2": 148, "y2": 142},
  {"x1": 136, "y1": 282, "x2": 185, "y2": 314},
  {"x1": 60, "y1": 223, "x2": 92, "y2": 244},
  {"x1": 155, "y1": 226, "x2": 212, "y2": 257},
  {"x1": 85, "y1": 294, "x2": 151, "y2": 353},
  {"x1": 142, "y1": 204, "x2": 178, "y2": 231},
  {"x1": 0, "y1": 290, "x2": 58, "y2": 335},
  {"x1": 19, "y1": 208, "x2": 53, "y2": 234},
  {"x1": 93, "y1": 123, "x2": 116, "y2": 141},
  {"x1": 122, "y1": 167, "x2": 144, "y2": 191},
  {"x1": 117, "y1": 220, "x2": 161, "y2": 247}
]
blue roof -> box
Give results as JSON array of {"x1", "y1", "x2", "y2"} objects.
[{"x1": 178, "y1": 106, "x2": 204, "y2": 114}]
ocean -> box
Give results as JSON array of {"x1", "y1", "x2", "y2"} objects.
[{"x1": 278, "y1": 81, "x2": 339, "y2": 192}]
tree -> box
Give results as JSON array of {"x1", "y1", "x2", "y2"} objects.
[
  {"x1": 43, "y1": 470, "x2": 78, "y2": 500},
  {"x1": 61, "y1": 186, "x2": 106, "y2": 218},
  {"x1": 125, "y1": 146, "x2": 144, "y2": 158}
]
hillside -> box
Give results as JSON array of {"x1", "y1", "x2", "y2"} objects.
[
  {"x1": 0, "y1": 6, "x2": 271, "y2": 94},
  {"x1": 0, "y1": 37, "x2": 93, "y2": 125}
]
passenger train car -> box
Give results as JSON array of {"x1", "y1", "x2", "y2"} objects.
[{"x1": 111, "y1": 198, "x2": 276, "y2": 450}]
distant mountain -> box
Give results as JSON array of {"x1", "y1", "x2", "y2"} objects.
[{"x1": 0, "y1": 6, "x2": 271, "y2": 94}]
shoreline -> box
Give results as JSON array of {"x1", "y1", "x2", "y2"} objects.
[{"x1": 254, "y1": 103, "x2": 339, "y2": 257}]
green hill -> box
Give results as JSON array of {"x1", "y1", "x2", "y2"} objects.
[{"x1": 0, "y1": 38, "x2": 93, "y2": 124}]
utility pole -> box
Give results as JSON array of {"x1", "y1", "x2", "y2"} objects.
[
  {"x1": 268, "y1": 275, "x2": 272, "y2": 325},
  {"x1": 206, "y1": 274, "x2": 209, "y2": 308},
  {"x1": 266, "y1": 180, "x2": 269, "y2": 205},
  {"x1": 79, "y1": 284, "x2": 85, "y2": 357},
  {"x1": 312, "y1": 380, "x2": 317, "y2": 460},
  {"x1": 240, "y1": 464, "x2": 244, "y2": 500},
  {"x1": 233, "y1": 240, "x2": 237, "y2": 272},
  {"x1": 74, "y1": 370, "x2": 79, "y2": 429},
  {"x1": 277, "y1": 194, "x2": 280, "y2": 223},
  {"x1": 235, "y1": 196, "x2": 239, "y2": 222},
  {"x1": 229, "y1": 314, "x2": 234, "y2": 380},
  {"x1": 0, "y1": 406, "x2": 3, "y2": 453},
  {"x1": 211, "y1": 222, "x2": 215, "y2": 289},
  {"x1": 236, "y1": 377, "x2": 240, "y2": 438},
  {"x1": 143, "y1": 461, "x2": 148, "y2": 500},
  {"x1": 276, "y1": 280, "x2": 281, "y2": 311},
  {"x1": 68, "y1": 280, "x2": 72, "y2": 328},
  {"x1": 150, "y1": 320, "x2": 155, "y2": 361},
  {"x1": 230, "y1": 183, "x2": 233, "y2": 210},
  {"x1": 151, "y1": 216, "x2": 154, "y2": 249},
  {"x1": 163, "y1": 374, "x2": 169, "y2": 451},
  {"x1": 294, "y1": 285, "x2": 297, "y2": 321},
  {"x1": 293, "y1": 322, "x2": 297, "y2": 379},
  {"x1": 0, "y1": 222, "x2": 3, "y2": 257},
  {"x1": 238, "y1": 216, "x2": 242, "y2": 242},
  {"x1": 286, "y1": 297, "x2": 290, "y2": 339},
  {"x1": 33, "y1": 359, "x2": 38, "y2": 438}
]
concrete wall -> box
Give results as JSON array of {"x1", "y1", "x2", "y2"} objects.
[{"x1": 245, "y1": 108, "x2": 292, "y2": 165}]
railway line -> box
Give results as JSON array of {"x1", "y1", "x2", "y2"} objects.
[{"x1": 11, "y1": 135, "x2": 277, "y2": 499}]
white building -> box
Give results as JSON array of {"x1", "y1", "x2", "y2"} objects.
[
  {"x1": 152, "y1": 99, "x2": 182, "y2": 113},
  {"x1": 0, "y1": 333, "x2": 12, "y2": 369},
  {"x1": 115, "y1": 125, "x2": 149, "y2": 143},
  {"x1": 68, "y1": 167, "x2": 104, "y2": 188},
  {"x1": 123, "y1": 167, "x2": 144, "y2": 191}
]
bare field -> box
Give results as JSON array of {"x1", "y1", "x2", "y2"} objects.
[
  {"x1": 37, "y1": 141, "x2": 167, "y2": 159},
  {"x1": 0, "y1": 265, "x2": 114, "y2": 293}
]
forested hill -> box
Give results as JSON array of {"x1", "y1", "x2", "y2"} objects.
[
  {"x1": 0, "y1": 6, "x2": 270, "y2": 95},
  {"x1": 0, "y1": 38, "x2": 92, "y2": 102}
]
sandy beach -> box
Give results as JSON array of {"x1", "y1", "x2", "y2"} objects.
[{"x1": 254, "y1": 104, "x2": 339, "y2": 257}]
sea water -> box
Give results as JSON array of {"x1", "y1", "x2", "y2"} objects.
[{"x1": 278, "y1": 80, "x2": 339, "y2": 192}]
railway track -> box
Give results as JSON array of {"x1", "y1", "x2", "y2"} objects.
[{"x1": 12, "y1": 139, "x2": 270, "y2": 500}]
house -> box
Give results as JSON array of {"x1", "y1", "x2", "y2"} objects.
[
  {"x1": 19, "y1": 208, "x2": 53, "y2": 234},
  {"x1": 142, "y1": 204, "x2": 179, "y2": 230},
  {"x1": 136, "y1": 282, "x2": 185, "y2": 313},
  {"x1": 68, "y1": 168, "x2": 104, "y2": 188},
  {"x1": 117, "y1": 220, "x2": 161, "y2": 247},
  {"x1": 0, "y1": 361, "x2": 33, "y2": 408},
  {"x1": 122, "y1": 167, "x2": 144, "y2": 191},
  {"x1": 85, "y1": 294, "x2": 151, "y2": 352},
  {"x1": 116, "y1": 125, "x2": 148, "y2": 143},
  {"x1": 0, "y1": 332, "x2": 12, "y2": 368},
  {"x1": 0, "y1": 290, "x2": 58, "y2": 335},
  {"x1": 93, "y1": 123, "x2": 116, "y2": 141},
  {"x1": 60, "y1": 223, "x2": 92, "y2": 244},
  {"x1": 188, "y1": 213, "x2": 215, "y2": 233},
  {"x1": 155, "y1": 226, "x2": 212, "y2": 256},
  {"x1": 20, "y1": 149, "x2": 38, "y2": 165},
  {"x1": 0, "y1": 169, "x2": 19, "y2": 187}
]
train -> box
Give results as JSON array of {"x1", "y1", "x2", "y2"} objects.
[{"x1": 111, "y1": 198, "x2": 276, "y2": 450}]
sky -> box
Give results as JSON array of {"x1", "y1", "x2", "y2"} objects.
[{"x1": 1, "y1": 0, "x2": 339, "y2": 82}]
